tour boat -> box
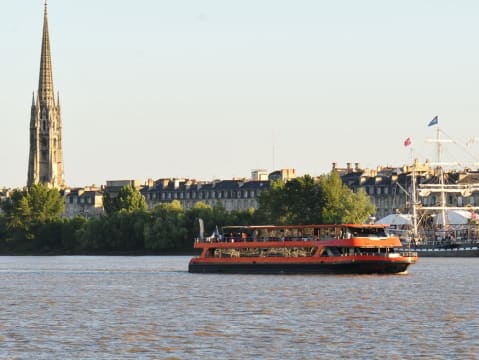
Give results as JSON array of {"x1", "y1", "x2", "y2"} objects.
[{"x1": 188, "y1": 224, "x2": 418, "y2": 274}]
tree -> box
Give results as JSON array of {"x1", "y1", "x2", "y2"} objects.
[
  {"x1": 257, "y1": 175, "x2": 323, "y2": 225},
  {"x1": 256, "y1": 180, "x2": 288, "y2": 224},
  {"x1": 282, "y1": 175, "x2": 323, "y2": 224},
  {"x1": 103, "y1": 185, "x2": 147, "y2": 215},
  {"x1": 1, "y1": 184, "x2": 64, "y2": 242},
  {"x1": 257, "y1": 173, "x2": 375, "y2": 225},
  {"x1": 184, "y1": 202, "x2": 214, "y2": 241},
  {"x1": 144, "y1": 200, "x2": 188, "y2": 250},
  {"x1": 319, "y1": 171, "x2": 375, "y2": 224}
]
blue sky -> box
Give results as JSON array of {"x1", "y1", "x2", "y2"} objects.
[{"x1": 1, "y1": 0, "x2": 479, "y2": 187}]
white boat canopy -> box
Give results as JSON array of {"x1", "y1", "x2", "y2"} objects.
[
  {"x1": 433, "y1": 209, "x2": 472, "y2": 225},
  {"x1": 376, "y1": 214, "x2": 412, "y2": 226}
]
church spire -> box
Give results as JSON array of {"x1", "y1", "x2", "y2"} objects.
[
  {"x1": 28, "y1": 1, "x2": 65, "y2": 189},
  {"x1": 38, "y1": 0, "x2": 54, "y2": 105}
]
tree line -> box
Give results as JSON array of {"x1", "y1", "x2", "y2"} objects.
[{"x1": 0, "y1": 172, "x2": 375, "y2": 254}]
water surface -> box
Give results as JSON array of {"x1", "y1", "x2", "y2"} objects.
[{"x1": 0, "y1": 256, "x2": 477, "y2": 359}]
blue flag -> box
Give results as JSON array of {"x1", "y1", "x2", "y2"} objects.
[{"x1": 428, "y1": 116, "x2": 438, "y2": 126}]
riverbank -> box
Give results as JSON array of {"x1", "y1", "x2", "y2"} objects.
[{"x1": 0, "y1": 248, "x2": 201, "y2": 256}]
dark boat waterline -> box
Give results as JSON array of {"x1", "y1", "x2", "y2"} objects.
[{"x1": 189, "y1": 260, "x2": 411, "y2": 274}]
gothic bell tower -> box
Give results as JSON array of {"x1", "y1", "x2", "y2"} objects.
[{"x1": 27, "y1": 1, "x2": 65, "y2": 188}]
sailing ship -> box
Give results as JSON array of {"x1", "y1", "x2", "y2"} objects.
[{"x1": 398, "y1": 118, "x2": 479, "y2": 256}]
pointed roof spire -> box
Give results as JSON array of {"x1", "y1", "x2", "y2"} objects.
[{"x1": 38, "y1": 0, "x2": 55, "y2": 105}]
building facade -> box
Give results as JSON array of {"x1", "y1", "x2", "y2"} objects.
[
  {"x1": 27, "y1": 2, "x2": 65, "y2": 189},
  {"x1": 336, "y1": 162, "x2": 479, "y2": 219},
  {"x1": 141, "y1": 178, "x2": 269, "y2": 211},
  {"x1": 63, "y1": 187, "x2": 104, "y2": 219}
]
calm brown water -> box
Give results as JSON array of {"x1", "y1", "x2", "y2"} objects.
[{"x1": 0, "y1": 256, "x2": 477, "y2": 359}]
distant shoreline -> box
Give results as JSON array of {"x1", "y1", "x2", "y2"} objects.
[{"x1": 0, "y1": 249, "x2": 201, "y2": 256}]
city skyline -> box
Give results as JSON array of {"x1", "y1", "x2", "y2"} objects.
[{"x1": 2, "y1": 1, "x2": 479, "y2": 188}]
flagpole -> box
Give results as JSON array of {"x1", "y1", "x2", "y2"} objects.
[{"x1": 429, "y1": 116, "x2": 447, "y2": 231}]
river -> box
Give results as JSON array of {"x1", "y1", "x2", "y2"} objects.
[{"x1": 0, "y1": 256, "x2": 477, "y2": 359}]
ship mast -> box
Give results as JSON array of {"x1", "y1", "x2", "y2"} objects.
[
  {"x1": 409, "y1": 150, "x2": 419, "y2": 242},
  {"x1": 435, "y1": 125, "x2": 448, "y2": 229}
]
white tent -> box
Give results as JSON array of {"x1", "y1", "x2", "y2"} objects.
[
  {"x1": 378, "y1": 210, "x2": 475, "y2": 226},
  {"x1": 376, "y1": 214, "x2": 412, "y2": 226},
  {"x1": 434, "y1": 209, "x2": 472, "y2": 225}
]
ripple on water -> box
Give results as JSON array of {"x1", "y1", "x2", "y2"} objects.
[{"x1": 0, "y1": 256, "x2": 478, "y2": 359}]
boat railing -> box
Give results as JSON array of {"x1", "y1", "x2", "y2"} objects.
[{"x1": 195, "y1": 235, "x2": 319, "y2": 243}]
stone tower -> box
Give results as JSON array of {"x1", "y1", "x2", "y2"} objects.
[{"x1": 27, "y1": 1, "x2": 65, "y2": 188}]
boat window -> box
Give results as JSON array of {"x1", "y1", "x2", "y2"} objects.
[
  {"x1": 323, "y1": 247, "x2": 341, "y2": 256},
  {"x1": 319, "y1": 227, "x2": 335, "y2": 240}
]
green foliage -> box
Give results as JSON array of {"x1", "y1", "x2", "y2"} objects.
[
  {"x1": 319, "y1": 171, "x2": 375, "y2": 224},
  {"x1": 77, "y1": 217, "x2": 107, "y2": 251},
  {"x1": 144, "y1": 200, "x2": 187, "y2": 250},
  {"x1": 0, "y1": 184, "x2": 64, "y2": 242},
  {"x1": 282, "y1": 175, "x2": 323, "y2": 224},
  {"x1": 60, "y1": 216, "x2": 88, "y2": 251},
  {"x1": 103, "y1": 185, "x2": 147, "y2": 215},
  {"x1": 0, "y1": 172, "x2": 375, "y2": 254},
  {"x1": 256, "y1": 180, "x2": 287, "y2": 224},
  {"x1": 77, "y1": 211, "x2": 148, "y2": 251},
  {"x1": 184, "y1": 201, "x2": 214, "y2": 238},
  {"x1": 257, "y1": 176, "x2": 323, "y2": 225},
  {"x1": 258, "y1": 172, "x2": 375, "y2": 225}
]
